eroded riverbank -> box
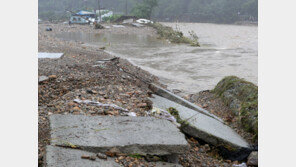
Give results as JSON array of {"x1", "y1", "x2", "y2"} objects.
[{"x1": 38, "y1": 23, "x2": 256, "y2": 167}]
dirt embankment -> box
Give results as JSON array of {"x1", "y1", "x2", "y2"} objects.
[{"x1": 39, "y1": 23, "x2": 256, "y2": 167}]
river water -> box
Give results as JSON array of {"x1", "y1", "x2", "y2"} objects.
[{"x1": 57, "y1": 23, "x2": 257, "y2": 94}]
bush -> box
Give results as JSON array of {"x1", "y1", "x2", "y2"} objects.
[{"x1": 150, "y1": 23, "x2": 200, "y2": 46}]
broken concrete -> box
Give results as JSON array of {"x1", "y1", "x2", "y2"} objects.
[
  {"x1": 38, "y1": 52, "x2": 64, "y2": 59},
  {"x1": 45, "y1": 145, "x2": 121, "y2": 167},
  {"x1": 49, "y1": 115, "x2": 188, "y2": 155},
  {"x1": 46, "y1": 146, "x2": 182, "y2": 167},
  {"x1": 149, "y1": 83, "x2": 224, "y2": 122},
  {"x1": 149, "y1": 94, "x2": 250, "y2": 151}
]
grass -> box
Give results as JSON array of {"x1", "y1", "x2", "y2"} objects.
[
  {"x1": 103, "y1": 14, "x2": 123, "y2": 22},
  {"x1": 167, "y1": 107, "x2": 189, "y2": 128},
  {"x1": 128, "y1": 153, "x2": 144, "y2": 159},
  {"x1": 212, "y1": 76, "x2": 258, "y2": 139},
  {"x1": 149, "y1": 23, "x2": 200, "y2": 47}
]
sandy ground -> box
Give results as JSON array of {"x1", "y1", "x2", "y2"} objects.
[{"x1": 38, "y1": 23, "x2": 254, "y2": 167}]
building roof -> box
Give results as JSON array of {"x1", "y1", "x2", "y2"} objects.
[{"x1": 76, "y1": 10, "x2": 95, "y2": 16}]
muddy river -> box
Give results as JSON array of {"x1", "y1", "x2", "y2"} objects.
[{"x1": 57, "y1": 23, "x2": 257, "y2": 94}]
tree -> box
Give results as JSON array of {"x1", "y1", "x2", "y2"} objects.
[{"x1": 131, "y1": 0, "x2": 158, "y2": 19}]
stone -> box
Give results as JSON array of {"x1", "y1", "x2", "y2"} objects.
[
  {"x1": 247, "y1": 151, "x2": 258, "y2": 166},
  {"x1": 39, "y1": 76, "x2": 49, "y2": 83},
  {"x1": 49, "y1": 115, "x2": 188, "y2": 155},
  {"x1": 38, "y1": 52, "x2": 64, "y2": 59},
  {"x1": 97, "y1": 153, "x2": 107, "y2": 160},
  {"x1": 149, "y1": 94, "x2": 250, "y2": 151},
  {"x1": 45, "y1": 146, "x2": 121, "y2": 167},
  {"x1": 48, "y1": 75, "x2": 57, "y2": 80}
]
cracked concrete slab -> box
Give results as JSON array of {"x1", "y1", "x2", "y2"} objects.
[
  {"x1": 45, "y1": 146, "x2": 121, "y2": 167},
  {"x1": 149, "y1": 83, "x2": 224, "y2": 122},
  {"x1": 149, "y1": 94, "x2": 250, "y2": 150},
  {"x1": 49, "y1": 115, "x2": 188, "y2": 155},
  {"x1": 46, "y1": 146, "x2": 182, "y2": 167}
]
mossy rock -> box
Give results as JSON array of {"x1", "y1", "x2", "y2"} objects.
[{"x1": 212, "y1": 76, "x2": 258, "y2": 139}]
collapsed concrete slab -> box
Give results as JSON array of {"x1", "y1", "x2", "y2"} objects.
[
  {"x1": 149, "y1": 94, "x2": 250, "y2": 151},
  {"x1": 149, "y1": 83, "x2": 224, "y2": 123},
  {"x1": 46, "y1": 146, "x2": 182, "y2": 167},
  {"x1": 38, "y1": 52, "x2": 64, "y2": 59},
  {"x1": 49, "y1": 115, "x2": 188, "y2": 155}
]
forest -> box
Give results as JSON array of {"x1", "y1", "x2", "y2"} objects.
[{"x1": 39, "y1": 0, "x2": 258, "y2": 24}]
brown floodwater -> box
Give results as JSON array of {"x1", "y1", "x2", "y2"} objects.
[{"x1": 57, "y1": 23, "x2": 257, "y2": 94}]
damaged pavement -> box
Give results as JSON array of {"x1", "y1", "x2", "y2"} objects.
[{"x1": 39, "y1": 23, "x2": 257, "y2": 167}]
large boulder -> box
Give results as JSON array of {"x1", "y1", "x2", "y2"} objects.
[{"x1": 212, "y1": 76, "x2": 258, "y2": 139}]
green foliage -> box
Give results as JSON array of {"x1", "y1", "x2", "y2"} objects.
[
  {"x1": 167, "y1": 107, "x2": 189, "y2": 128},
  {"x1": 150, "y1": 23, "x2": 200, "y2": 46},
  {"x1": 39, "y1": 0, "x2": 257, "y2": 23},
  {"x1": 212, "y1": 76, "x2": 258, "y2": 140},
  {"x1": 128, "y1": 153, "x2": 144, "y2": 159},
  {"x1": 102, "y1": 14, "x2": 123, "y2": 22},
  {"x1": 131, "y1": 0, "x2": 158, "y2": 19}
]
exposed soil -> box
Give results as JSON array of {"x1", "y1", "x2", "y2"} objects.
[{"x1": 38, "y1": 23, "x2": 254, "y2": 167}]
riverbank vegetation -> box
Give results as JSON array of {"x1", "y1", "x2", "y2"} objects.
[
  {"x1": 150, "y1": 23, "x2": 200, "y2": 46},
  {"x1": 39, "y1": 0, "x2": 257, "y2": 24},
  {"x1": 212, "y1": 76, "x2": 258, "y2": 140}
]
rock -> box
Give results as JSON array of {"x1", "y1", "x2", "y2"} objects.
[
  {"x1": 48, "y1": 75, "x2": 57, "y2": 80},
  {"x1": 72, "y1": 106, "x2": 81, "y2": 112},
  {"x1": 97, "y1": 153, "x2": 108, "y2": 160},
  {"x1": 232, "y1": 163, "x2": 247, "y2": 167},
  {"x1": 39, "y1": 76, "x2": 49, "y2": 83},
  {"x1": 247, "y1": 151, "x2": 258, "y2": 166},
  {"x1": 49, "y1": 114, "x2": 188, "y2": 155},
  {"x1": 45, "y1": 146, "x2": 121, "y2": 167},
  {"x1": 212, "y1": 76, "x2": 258, "y2": 137},
  {"x1": 149, "y1": 94, "x2": 250, "y2": 151},
  {"x1": 137, "y1": 103, "x2": 147, "y2": 108},
  {"x1": 81, "y1": 155, "x2": 91, "y2": 159}
]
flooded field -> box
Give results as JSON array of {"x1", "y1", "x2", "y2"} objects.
[{"x1": 57, "y1": 23, "x2": 257, "y2": 94}]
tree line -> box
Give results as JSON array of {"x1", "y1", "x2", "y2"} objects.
[{"x1": 39, "y1": 0, "x2": 257, "y2": 24}]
